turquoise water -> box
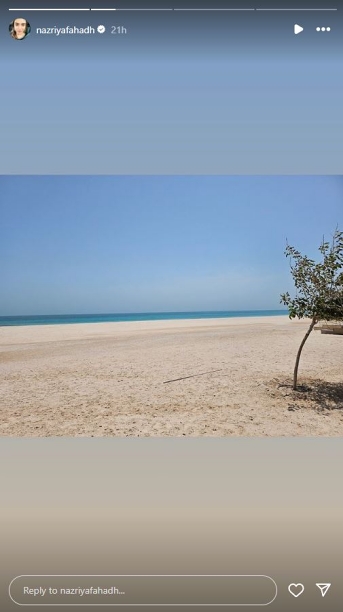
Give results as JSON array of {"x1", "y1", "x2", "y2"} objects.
[{"x1": 0, "y1": 311, "x2": 288, "y2": 327}]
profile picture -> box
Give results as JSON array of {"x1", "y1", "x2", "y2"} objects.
[{"x1": 9, "y1": 17, "x2": 31, "y2": 40}]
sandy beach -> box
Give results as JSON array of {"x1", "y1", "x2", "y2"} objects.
[{"x1": 1, "y1": 316, "x2": 342, "y2": 437}]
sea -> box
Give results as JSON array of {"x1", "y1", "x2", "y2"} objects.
[{"x1": 0, "y1": 310, "x2": 288, "y2": 327}]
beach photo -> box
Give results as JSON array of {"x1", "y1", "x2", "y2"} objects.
[{"x1": 1, "y1": 176, "x2": 342, "y2": 437}]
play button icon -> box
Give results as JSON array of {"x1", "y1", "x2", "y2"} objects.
[{"x1": 294, "y1": 24, "x2": 304, "y2": 34}]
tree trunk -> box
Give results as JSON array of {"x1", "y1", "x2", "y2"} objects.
[{"x1": 293, "y1": 317, "x2": 317, "y2": 390}]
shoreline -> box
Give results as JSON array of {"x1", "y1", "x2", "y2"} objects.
[
  {"x1": 0, "y1": 311, "x2": 289, "y2": 329},
  {"x1": 0, "y1": 315, "x2": 292, "y2": 345}
]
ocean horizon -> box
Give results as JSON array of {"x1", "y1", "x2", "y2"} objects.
[{"x1": 0, "y1": 310, "x2": 288, "y2": 327}]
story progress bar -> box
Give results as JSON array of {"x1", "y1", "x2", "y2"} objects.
[{"x1": 8, "y1": 8, "x2": 339, "y2": 12}]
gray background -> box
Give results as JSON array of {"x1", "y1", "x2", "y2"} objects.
[
  {"x1": 2, "y1": 3, "x2": 342, "y2": 174},
  {"x1": 1, "y1": 439, "x2": 342, "y2": 610}
]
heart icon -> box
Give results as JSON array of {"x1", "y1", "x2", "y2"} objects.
[{"x1": 288, "y1": 583, "x2": 305, "y2": 598}]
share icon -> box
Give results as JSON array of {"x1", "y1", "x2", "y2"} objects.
[{"x1": 316, "y1": 583, "x2": 331, "y2": 597}]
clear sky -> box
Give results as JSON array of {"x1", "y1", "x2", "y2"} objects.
[{"x1": 1, "y1": 176, "x2": 342, "y2": 315}]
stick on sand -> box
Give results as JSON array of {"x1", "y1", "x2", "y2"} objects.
[{"x1": 163, "y1": 369, "x2": 223, "y2": 384}]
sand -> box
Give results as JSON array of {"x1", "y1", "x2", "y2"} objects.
[{"x1": 1, "y1": 316, "x2": 342, "y2": 437}]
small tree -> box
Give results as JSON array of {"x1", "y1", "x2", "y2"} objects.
[{"x1": 280, "y1": 228, "x2": 343, "y2": 390}]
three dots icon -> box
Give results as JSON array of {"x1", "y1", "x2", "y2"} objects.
[{"x1": 316, "y1": 26, "x2": 331, "y2": 32}]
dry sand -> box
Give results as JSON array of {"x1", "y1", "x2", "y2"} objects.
[{"x1": 1, "y1": 316, "x2": 342, "y2": 437}]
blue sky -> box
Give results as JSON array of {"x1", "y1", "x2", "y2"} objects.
[{"x1": 1, "y1": 176, "x2": 342, "y2": 315}]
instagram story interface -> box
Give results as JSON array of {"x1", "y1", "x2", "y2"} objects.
[{"x1": 1, "y1": 2, "x2": 342, "y2": 611}]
